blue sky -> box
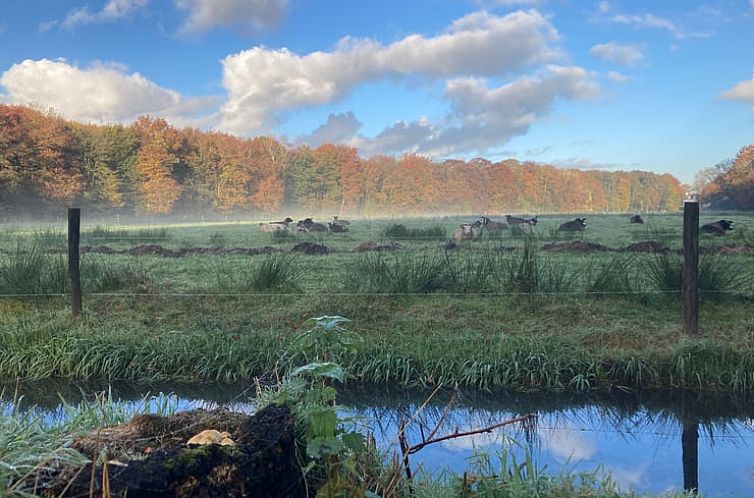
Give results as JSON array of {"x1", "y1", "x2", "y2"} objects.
[{"x1": 1, "y1": 0, "x2": 753, "y2": 183}]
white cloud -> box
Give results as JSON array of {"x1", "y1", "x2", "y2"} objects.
[
  {"x1": 590, "y1": 42, "x2": 644, "y2": 66},
  {"x1": 352, "y1": 65, "x2": 599, "y2": 156},
  {"x1": 0, "y1": 58, "x2": 219, "y2": 125},
  {"x1": 721, "y1": 71, "x2": 754, "y2": 114},
  {"x1": 296, "y1": 112, "x2": 363, "y2": 147},
  {"x1": 539, "y1": 426, "x2": 596, "y2": 461},
  {"x1": 609, "y1": 13, "x2": 713, "y2": 39},
  {"x1": 493, "y1": 0, "x2": 546, "y2": 5},
  {"x1": 220, "y1": 9, "x2": 562, "y2": 134},
  {"x1": 593, "y1": 2, "x2": 713, "y2": 40},
  {"x1": 175, "y1": 0, "x2": 288, "y2": 34},
  {"x1": 51, "y1": 0, "x2": 149, "y2": 30},
  {"x1": 606, "y1": 70, "x2": 630, "y2": 83}
]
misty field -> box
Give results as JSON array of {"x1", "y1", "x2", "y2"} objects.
[{"x1": 1, "y1": 212, "x2": 753, "y2": 391}]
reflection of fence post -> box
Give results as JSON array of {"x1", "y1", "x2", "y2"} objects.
[
  {"x1": 681, "y1": 420, "x2": 699, "y2": 493},
  {"x1": 68, "y1": 208, "x2": 82, "y2": 317},
  {"x1": 683, "y1": 201, "x2": 699, "y2": 335}
]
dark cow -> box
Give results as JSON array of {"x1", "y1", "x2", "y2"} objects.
[
  {"x1": 630, "y1": 215, "x2": 644, "y2": 224},
  {"x1": 480, "y1": 216, "x2": 509, "y2": 233},
  {"x1": 297, "y1": 218, "x2": 328, "y2": 232},
  {"x1": 559, "y1": 218, "x2": 587, "y2": 231},
  {"x1": 506, "y1": 215, "x2": 538, "y2": 226},
  {"x1": 701, "y1": 219, "x2": 733, "y2": 235}
]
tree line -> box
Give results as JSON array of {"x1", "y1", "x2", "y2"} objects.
[
  {"x1": 0, "y1": 105, "x2": 684, "y2": 218},
  {"x1": 697, "y1": 145, "x2": 754, "y2": 211}
]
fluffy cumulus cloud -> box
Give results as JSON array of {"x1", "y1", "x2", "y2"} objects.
[
  {"x1": 220, "y1": 9, "x2": 562, "y2": 134},
  {"x1": 721, "y1": 71, "x2": 754, "y2": 114},
  {"x1": 175, "y1": 0, "x2": 288, "y2": 34},
  {"x1": 44, "y1": 0, "x2": 150, "y2": 30},
  {"x1": 353, "y1": 65, "x2": 599, "y2": 156},
  {"x1": 0, "y1": 58, "x2": 218, "y2": 124},
  {"x1": 590, "y1": 42, "x2": 643, "y2": 66}
]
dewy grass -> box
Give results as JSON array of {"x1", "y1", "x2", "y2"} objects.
[
  {"x1": 382, "y1": 224, "x2": 447, "y2": 240},
  {"x1": 209, "y1": 253, "x2": 304, "y2": 293},
  {"x1": 347, "y1": 252, "x2": 454, "y2": 293},
  {"x1": 0, "y1": 243, "x2": 67, "y2": 295},
  {"x1": 644, "y1": 253, "x2": 753, "y2": 296},
  {"x1": 84, "y1": 225, "x2": 170, "y2": 240}
]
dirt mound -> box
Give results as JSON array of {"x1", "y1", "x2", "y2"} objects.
[
  {"x1": 623, "y1": 241, "x2": 670, "y2": 253},
  {"x1": 353, "y1": 240, "x2": 401, "y2": 252},
  {"x1": 541, "y1": 240, "x2": 611, "y2": 253},
  {"x1": 35, "y1": 405, "x2": 305, "y2": 498},
  {"x1": 292, "y1": 241, "x2": 331, "y2": 255},
  {"x1": 81, "y1": 245, "x2": 283, "y2": 257}
]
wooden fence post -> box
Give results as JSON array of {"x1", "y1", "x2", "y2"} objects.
[
  {"x1": 68, "y1": 208, "x2": 82, "y2": 317},
  {"x1": 682, "y1": 200, "x2": 699, "y2": 335}
]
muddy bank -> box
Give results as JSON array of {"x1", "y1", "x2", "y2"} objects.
[{"x1": 34, "y1": 405, "x2": 306, "y2": 498}]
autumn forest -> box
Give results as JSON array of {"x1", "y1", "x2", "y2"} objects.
[{"x1": 0, "y1": 104, "x2": 718, "y2": 219}]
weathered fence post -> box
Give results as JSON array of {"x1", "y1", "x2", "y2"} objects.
[
  {"x1": 68, "y1": 208, "x2": 82, "y2": 317},
  {"x1": 682, "y1": 200, "x2": 699, "y2": 335}
]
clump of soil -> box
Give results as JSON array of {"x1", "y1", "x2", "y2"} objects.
[
  {"x1": 541, "y1": 240, "x2": 612, "y2": 253},
  {"x1": 292, "y1": 241, "x2": 331, "y2": 255},
  {"x1": 353, "y1": 240, "x2": 401, "y2": 252},
  {"x1": 35, "y1": 405, "x2": 305, "y2": 498},
  {"x1": 622, "y1": 241, "x2": 670, "y2": 253}
]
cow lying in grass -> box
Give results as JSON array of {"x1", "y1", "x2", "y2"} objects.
[
  {"x1": 296, "y1": 218, "x2": 327, "y2": 233},
  {"x1": 559, "y1": 218, "x2": 587, "y2": 231},
  {"x1": 480, "y1": 216, "x2": 508, "y2": 233},
  {"x1": 259, "y1": 217, "x2": 293, "y2": 233},
  {"x1": 506, "y1": 215, "x2": 538, "y2": 226},
  {"x1": 630, "y1": 215, "x2": 644, "y2": 224},
  {"x1": 702, "y1": 219, "x2": 733, "y2": 235},
  {"x1": 452, "y1": 220, "x2": 483, "y2": 241},
  {"x1": 328, "y1": 216, "x2": 350, "y2": 232}
]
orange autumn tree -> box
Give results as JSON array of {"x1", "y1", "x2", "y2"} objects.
[{"x1": 133, "y1": 116, "x2": 185, "y2": 214}]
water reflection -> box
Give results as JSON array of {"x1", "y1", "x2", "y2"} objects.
[{"x1": 2, "y1": 380, "x2": 754, "y2": 497}]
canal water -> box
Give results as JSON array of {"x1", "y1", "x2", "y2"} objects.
[{"x1": 2, "y1": 381, "x2": 753, "y2": 497}]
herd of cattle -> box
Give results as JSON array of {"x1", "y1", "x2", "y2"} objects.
[
  {"x1": 259, "y1": 216, "x2": 351, "y2": 234},
  {"x1": 449, "y1": 214, "x2": 736, "y2": 241},
  {"x1": 259, "y1": 215, "x2": 736, "y2": 240}
]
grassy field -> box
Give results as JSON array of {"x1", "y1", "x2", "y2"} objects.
[{"x1": 0, "y1": 213, "x2": 753, "y2": 391}]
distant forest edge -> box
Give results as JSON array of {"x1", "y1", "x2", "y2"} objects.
[
  {"x1": 0, "y1": 104, "x2": 694, "y2": 218},
  {"x1": 696, "y1": 145, "x2": 754, "y2": 212}
]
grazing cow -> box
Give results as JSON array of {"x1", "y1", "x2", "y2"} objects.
[
  {"x1": 559, "y1": 218, "x2": 587, "y2": 231},
  {"x1": 506, "y1": 215, "x2": 538, "y2": 226},
  {"x1": 480, "y1": 216, "x2": 509, "y2": 233},
  {"x1": 297, "y1": 218, "x2": 328, "y2": 232},
  {"x1": 259, "y1": 217, "x2": 293, "y2": 233},
  {"x1": 701, "y1": 219, "x2": 733, "y2": 235},
  {"x1": 630, "y1": 215, "x2": 644, "y2": 224}
]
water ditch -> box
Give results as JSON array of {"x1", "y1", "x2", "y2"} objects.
[{"x1": 2, "y1": 380, "x2": 754, "y2": 497}]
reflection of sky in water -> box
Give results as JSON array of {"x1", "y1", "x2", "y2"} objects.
[
  {"x1": 3, "y1": 386, "x2": 754, "y2": 497},
  {"x1": 340, "y1": 405, "x2": 754, "y2": 497}
]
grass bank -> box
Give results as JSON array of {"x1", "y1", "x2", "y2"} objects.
[{"x1": 2, "y1": 294, "x2": 754, "y2": 392}]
